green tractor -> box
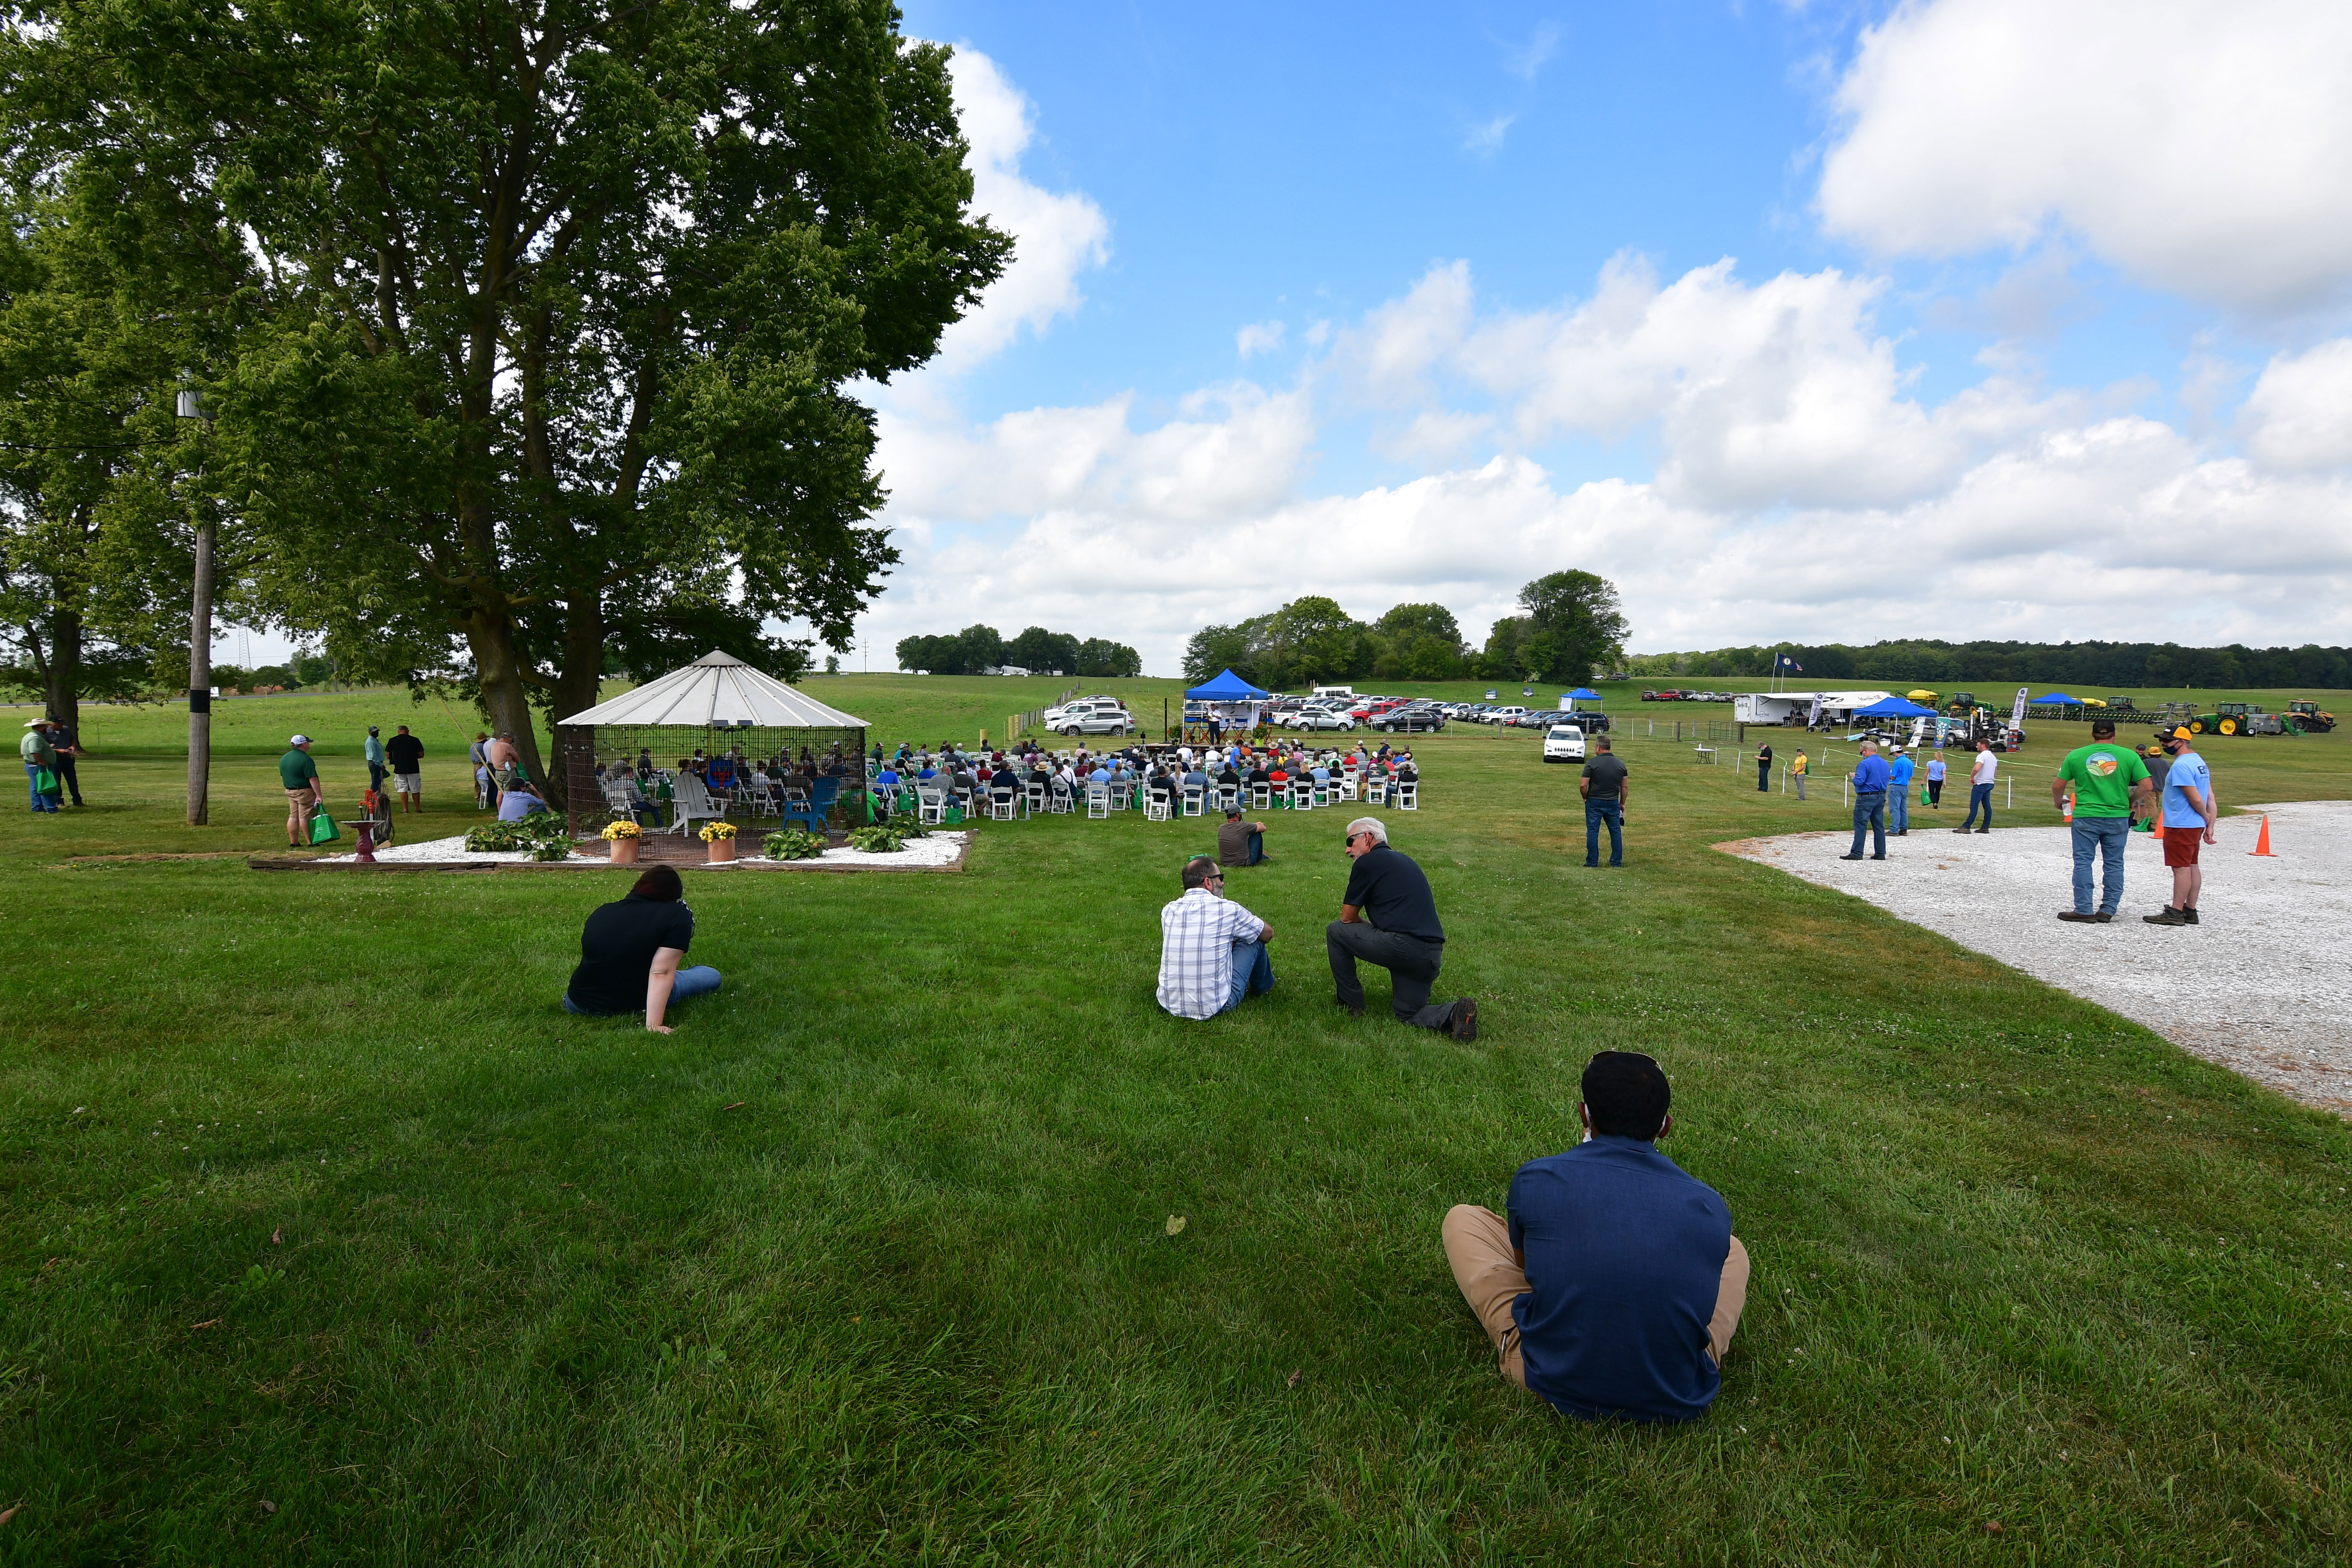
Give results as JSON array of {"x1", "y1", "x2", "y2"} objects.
[
  {"x1": 2202, "y1": 702, "x2": 2291, "y2": 737},
  {"x1": 2286, "y1": 700, "x2": 2337, "y2": 735}
]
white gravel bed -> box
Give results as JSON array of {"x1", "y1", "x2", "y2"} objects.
[
  {"x1": 1719, "y1": 800, "x2": 2352, "y2": 1115},
  {"x1": 317, "y1": 830, "x2": 970, "y2": 871},
  {"x1": 318, "y1": 833, "x2": 572, "y2": 864}
]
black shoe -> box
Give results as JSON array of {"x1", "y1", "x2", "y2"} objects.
[
  {"x1": 2094, "y1": 911, "x2": 2115, "y2": 923},
  {"x1": 2144, "y1": 907, "x2": 2189, "y2": 926},
  {"x1": 2183, "y1": 907, "x2": 2200, "y2": 925},
  {"x1": 1584, "y1": 860, "x2": 1600, "y2": 868},
  {"x1": 1448, "y1": 999, "x2": 1478, "y2": 1043},
  {"x1": 1952, "y1": 827, "x2": 1972, "y2": 834},
  {"x1": 1337, "y1": 1001, "x2": 1365, "y2": 1018},
  {"x1": 2058, "y1": 911, "x2": 2099, "y2": 923},
  {"x1": 1839, "y1": 853, "x2": 1865, "y2": 860},
  {"x1": 1973, "y1": 828, "x2": 1990, "y2": 834},
  {"x1": 1870, "y1": 854, "x2": 1886, "y2": 860}
]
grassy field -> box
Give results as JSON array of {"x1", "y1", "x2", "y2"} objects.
[{"x1": 5, "y1": 682, "x2": 2352, "y2": 1563}]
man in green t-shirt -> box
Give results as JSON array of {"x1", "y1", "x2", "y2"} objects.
[
  {"x1": 2052, "y1": 719, "x2": 2152, "y2": 923},
  {"x1": 279, "y1": 733, "x2": 326, "y2": 848}
]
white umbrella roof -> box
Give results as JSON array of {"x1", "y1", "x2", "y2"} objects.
[{"x1": 557, "y1": 651, "x2": 868, "y2": 729}]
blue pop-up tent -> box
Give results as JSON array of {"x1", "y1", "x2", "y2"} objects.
[
  {"x1": 1185, "y1": 668, "x2": 1269, "y2": 701},
  {"x1": 1853, "y1": 696, "x2": 1936, "y2": 717},
  {"x1": 1563, "y1": 687, "x2": 1602, "y2": 702},
  {"x1": 2033, "y1": 692, "x2": 2080, "y2": 705}
]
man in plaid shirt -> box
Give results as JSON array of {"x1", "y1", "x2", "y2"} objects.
[{"x1": 1157, "y1": 856, "x2": 1276, "y2": 1020}]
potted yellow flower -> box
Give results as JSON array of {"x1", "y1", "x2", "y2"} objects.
[
  {"x1": 699, "y1": 819, "x2": 739, "y2": 862},
  {"x1": 602, "y1": 818, "x2": 643, "y2": 864}
]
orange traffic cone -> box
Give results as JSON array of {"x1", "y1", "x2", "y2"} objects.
[
  {"x1": 2062, "y1": 795, "x2": 2074, "y2": 823},
  {"x1": 2249, "y1": 815, "x2": 2276, "y2": 857}
]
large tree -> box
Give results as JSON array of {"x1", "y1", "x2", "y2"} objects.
[
  {"x1": 5, "y1": 0, "x2": 1008, "y2": 789},
  {"x1": 1504, "y1": 570, "x2": 1628, "y2": 685},
  {"x1": 0, "y1": 181, "x2": 234, "y2": 734}
]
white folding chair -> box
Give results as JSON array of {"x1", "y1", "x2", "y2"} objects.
[
  {"x1": 1181, "y1": 786, "x2": 1204, "y2": 818},
  {"x1": 1024, "y1": 782, "x2": 1046, "y2": 818},
  {"x1": 989, "y1": 789, "x2": 1017, "y2": 822},
  {"x1": 1292, "y1": 780, "x2": 1314, "y2": 812},
  {"x1": 1216, "y1": 784, "x2": 1239, "y2": 813},
  {"x1": 1250, "y1": 783, "x2": 1271, "y2": 810},
  {"x1": 1338, "y1": 773, "x2": 1359, "y2": 801},
  {"x1": 1086, "y1": 782, "x2": 1110, "y2": 818},
  {"x1": 1145, "y1": 789, "x2": 1172, "y2": 822},
  {"x1": 1049, "y1": 781, "x2": 1074, "y2": 815},
  {"x1": 917, "y1": 786, "x2": 946, "y2": 826},
  {"x1": 1367, "y1": 778, "x2": 1389, "y2": 806},
  {"x1": 1397, "y1": 780, "x2": 1418, "y2": 811},
  {"x1": 1108, "y1": 780, "x2": 1130, "y2": 811}
]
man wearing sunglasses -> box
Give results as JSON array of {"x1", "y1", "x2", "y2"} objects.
[
  {"x1": 1156, "y1": 857, "x2": 1276, "y2": 1020},
  {"x1": 1329, "y1": 817, "x2": 1478, "y2": 1040}
]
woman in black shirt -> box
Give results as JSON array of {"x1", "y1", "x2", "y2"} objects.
[{"x1": 562, "y1": 865, "x2": 720, "y2": 1032}]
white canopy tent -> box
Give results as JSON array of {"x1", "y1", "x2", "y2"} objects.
[
  {"x1": 555, "y1": 652, "x2": 871, "y2": 833},
  {"x1": 558, "y1": 650, "x2": 869, "y2": 729}
]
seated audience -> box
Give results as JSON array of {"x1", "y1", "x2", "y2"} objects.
[
  {"x1": 1155, "y1": 856, "x2": 1275, "y2": 1019},
  {"x1": 1443, "y1": 1051, "x2": 1748, "y2": 1423},
  {"x1": 563, "y1": 865, "x2": 721, "y2": 1031}
]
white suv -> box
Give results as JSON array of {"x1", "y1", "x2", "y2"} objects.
[{"x1": 1542, "y1": 724, "x2": 1588, "y2": 762}]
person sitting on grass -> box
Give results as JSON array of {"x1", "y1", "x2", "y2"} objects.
[
  {"x1": 565, "y1": 865, "x2": 719, "y2": 1032},
  {"x1": 1155, "y1": 856, "x2": 1274, "y2": 1019},
  {"x1": 1219, "y1": 805, "x2": 1270, "y2": 866},
  {"x1": 1443, "y1": 1051, "x2": 1748, "y2": 1423}
]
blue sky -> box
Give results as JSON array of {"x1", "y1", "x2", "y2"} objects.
[{"x1": 845, "y1": 0, "x2": 2352, "y2": 674}]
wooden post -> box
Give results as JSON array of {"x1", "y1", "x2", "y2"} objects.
[{"x1": 186, "y1": 521, "x2": 213, "y2": 826}]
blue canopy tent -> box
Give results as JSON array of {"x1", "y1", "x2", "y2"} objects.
[
  {"x1": 1561, "y1": 687, "x2": 1603, "y2": 708},
  {"x1": 1185, "y1": 669, "x2": 1269, "y2": 701},
  {"x1": 1184, "y1": 668, "x2": 1271, "y2": 738},
  {"x1": 1852, "y1": 697, "x2": 1936, "y2": 718},
  {"x1": 2033, "y1": 692, "x2": 2080, "y2": 705}
]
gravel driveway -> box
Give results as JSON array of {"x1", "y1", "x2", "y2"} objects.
[{"x1": 1718, "y1": 800, "x2": 2352, "y2": 1115}]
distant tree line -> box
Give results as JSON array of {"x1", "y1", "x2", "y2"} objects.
[
  {"x1": 1184, "y1": 571, "x2": 1628, "y2": 690},
  {"x1": 896, "y1": 624, "x2": 1143, "y2": 678},
  {"x1": 1625, "y1": 640, "x2": 2352, "y2": 690}
]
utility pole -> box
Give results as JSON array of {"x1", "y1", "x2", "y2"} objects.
[
  {"x1": 179, "y1": 386, "x2": 213, "y2": 825},
  {"x1": 186, "y1": 519, "x2": 213, "y2": 825}
]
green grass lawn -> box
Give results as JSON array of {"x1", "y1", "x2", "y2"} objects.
[{"x1": 5, "y1": 691, "x2": 2352, "y2": 1563}]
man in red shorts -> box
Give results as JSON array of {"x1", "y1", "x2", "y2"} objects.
[{"x1": 2146, "y1": 727, "x2": 2216, "y2": 926}]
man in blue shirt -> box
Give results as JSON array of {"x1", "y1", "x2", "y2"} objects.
[
  {"x1": 2147, "y1": 727, "x2": 2216, "y2": 926},
  {"x1": 1841, "y1": 740, "x2": 1892, "y2": 860},
  {"x1": 1886, "y1": 745, "x2": 1916, "y2": 836},
  {"x1": 1443, "y1": 1051, "x2": 1748, "y2": 1422}
]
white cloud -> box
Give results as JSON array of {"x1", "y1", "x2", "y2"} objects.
[
  {"x1": 1505, "y1": 22, "x2": 1563, "y2": 81},
  {"x1": 931, "y1": 49, "x2": 1112, "y2": 371},
  {"x1": 2241, "y1": 339, "x2": 2352, "y2": 471},
  {"x1": 1236, "y1": 320, "x2": 1285, "y2": 359},
  {"x1": 1465, "y1": 114, "x2": 1516, "y2": 155},
  {"x1": 1818, "y1": 0, "x2": 2352, "y2": 313}
]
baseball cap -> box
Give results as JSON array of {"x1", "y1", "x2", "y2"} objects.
[
  {"x1": 2170, "y1": 727, "x2": 2192, "y2": 740},
  {"x1": 290, "y1": 733, "x2": 311, "y2": 745},
  {"x1": 368, "y1": 725, "x2": 380, "y2": 735}
]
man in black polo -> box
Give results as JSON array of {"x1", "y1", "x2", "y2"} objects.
[
  {"x1": 384, "y1": 723, "x2": 425, "y2": 814},
  {"x1": 1327, "y1": 816, "x2": 1477, "y2": 1039}
]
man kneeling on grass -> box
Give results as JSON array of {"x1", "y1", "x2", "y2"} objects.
[
  {"x1": 563, "y1": 865, "x2": 721, "y2": 1033},
  {"x1": 1443, "y1": 1051, "x2": 1749, "y2": 1422},
  {"x1": 1156, "y1": 856, "x2": 1274, "y2": 1020}
]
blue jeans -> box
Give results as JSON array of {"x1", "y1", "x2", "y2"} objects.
[
  {"x1": 25, "y1": 761, "x2": 57, "y2": 812},
  {"x1": 1850, "y1": 791, "x2": 1886, "y2": 856},
  {"x1": 1963, "y1": 781, "x2": 1994, "y2": 829},
  {"x1": 564, "y1": 965, "x2": 722, "y2": 1015},
  {"x1": 1243, "y1": 829, "x2": 1264, "y2": 866},
  {"x1": 1585, "y1": 798, "x2": 1623, "y2": 865},
  {"x1": 1218, "y1": 939, "x2": 1274, "y2": 1014},
  {"x1": 1889, "y1": 782, "x2": 1910, "y2": 833},
  {"x1": 2071, "y1": 816, "x2": 2129, "y2": 915}
]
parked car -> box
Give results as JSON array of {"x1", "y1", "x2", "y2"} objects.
[
  {"x1": 1489, "y1": 705, "x2": 1530, "y2": 726},
  {"x1": 1059, "y1": 707, "x2": 1135, "y2": 736},
  {"x1": 1542, "y1": 724, "x2": 1588, "y2": 762},
  {"x1": 1372, "y1": 706, "x2": 1446, "y2": 733},
  {"x1": 1290, "y1": 708, "x2": 1357, "y2": 732}
]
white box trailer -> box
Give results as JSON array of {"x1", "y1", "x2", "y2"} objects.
[{"x1": 1732, "y1": 690, "x2": 1895, "y2": 725}]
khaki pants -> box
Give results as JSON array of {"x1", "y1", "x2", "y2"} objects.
[
  {"x1": 1441, "y1": 1204, "x2": 1750, "y2": 1388},
  {"x1": 286, "y1": 786, "x2": 318, "y2": 846}
]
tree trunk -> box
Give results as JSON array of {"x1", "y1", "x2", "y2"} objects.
[
  {"x1": 42, "y1": 608, "x2": 81, "y2": 737},
  {"x1": 462, "y1": 606, "x2": 550, "y2": 796}
]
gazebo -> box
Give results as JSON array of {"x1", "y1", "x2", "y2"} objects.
[{"x1": 555, "y1": 651, "x2": 871, "y2": 835}]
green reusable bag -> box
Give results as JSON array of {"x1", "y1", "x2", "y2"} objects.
[
  {"x1": 309, "y1": 811, "x2": 341, "y2": 845},
  {"x1": 33, "y1": 766, "x2": 57, "y2": 794}
]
